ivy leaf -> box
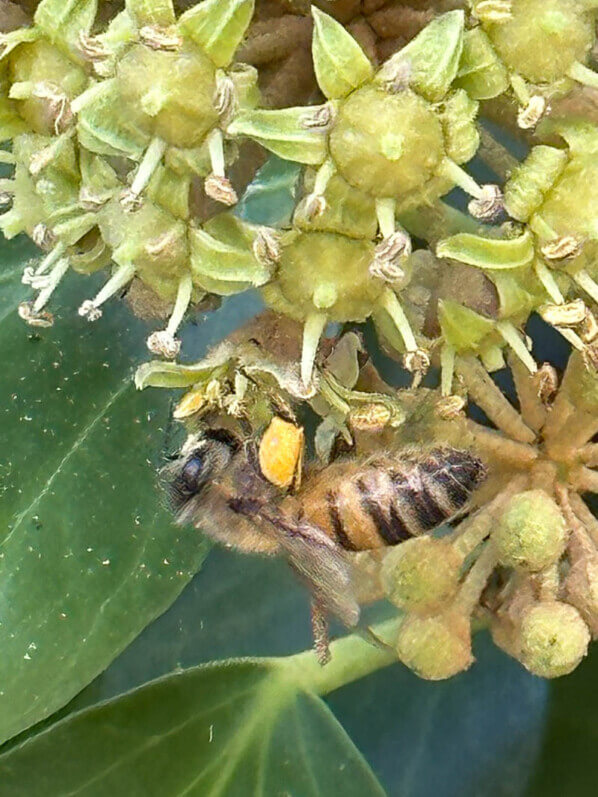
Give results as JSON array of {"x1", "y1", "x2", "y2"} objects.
[
  {"x1": 311, "y1": 7, "x2": 373, "y2": 100},
  {"x1": 0, "y1": 237, "x2": 218, "y2": 745},
  {"x1": 0, "y1": 659, "x2": 386, "y2": 796}
]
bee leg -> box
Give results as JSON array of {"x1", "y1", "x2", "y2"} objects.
[{"x1": 310, "y1": 600, "x2": 331, "y2": 666}]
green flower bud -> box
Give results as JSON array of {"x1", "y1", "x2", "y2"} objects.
[
  {"x1": 381, "y1": 538, "x2": 462, "y2": 614},
  {"x1": 485, "y1": 0, "x2": 595, "y2": 85},
  {"x1": 396, "y1": 611, "x2": 473, "y2": 680},
  {"x1": 493, "y1": 490, "x2": 567, "y2": 572},
  {"x1": 262, "y1": 231, "x2": 380, "y2": 323},
  {"x1": 520, "y1": 601, "x2": 590, "y2": 678}
]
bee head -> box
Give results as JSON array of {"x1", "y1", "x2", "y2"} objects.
[{"x1": 166, "y1": 428, "x2": 240, "y2": 512}]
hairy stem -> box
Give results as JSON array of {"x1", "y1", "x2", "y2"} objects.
[{"x1": 279, "y1": 617, "x2": 401, "y2": 696}]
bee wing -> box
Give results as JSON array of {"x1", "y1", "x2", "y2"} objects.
[{"x1": 258, "y1": 508, "x2": 361, "y2": 629}]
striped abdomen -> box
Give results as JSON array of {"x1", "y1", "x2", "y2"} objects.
[{"x1": 287, "y1": 449, "x2": 486, "y2": 551}]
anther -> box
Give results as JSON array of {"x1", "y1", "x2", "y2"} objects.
[{"x1": 517, "y1": 96, "x2": 547, "y2": 130}]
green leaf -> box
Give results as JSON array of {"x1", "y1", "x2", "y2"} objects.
[
  {"x1": 311, "y1": 7, "x2": 373, "y2": 100},
  {"x1": 125, "y1": 0, "x2": 175, "y2": 28},
  {"x1": 34, "y1": 0, "x2": 98, "y2": 48},
  {"x1": 527, "y1": 652, "x2": 598, "y2": 796},
  {"x1": 178, "y1": 0, "x2": 255, "y2": 69},
  {"x1": 0, "y1": 240, "x2": 213, "y2": 744},
  {"x1": 437, "y1": 230, "x2": 535, "y2": 269},
  {"x1": 235, "y1": 155, "x2": 301, "y2": 227},
  {"x1": 377, "y1": 10, "x2": 464, "y2": 102},
  {"x1": 0, "y1": 660, "x2": 386, "y2": 796},
  {"x1": 228, "y1": 107, "x2": 328, "y2": 165}
]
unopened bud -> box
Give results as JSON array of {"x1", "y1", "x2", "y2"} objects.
[
  {"x1": 494, "y1": 490, "x2": 567, "y2": 572},
  {"x1": 396, "y1": 611, "x2": 473, "y2": 680},
  {"x1": 520, "y1": 601, "x2": 590, "y2": 677},
  {"x1": 381, "y1": 538, "x2": 462, "y2": 614}
]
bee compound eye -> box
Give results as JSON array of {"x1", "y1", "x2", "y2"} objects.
[{"x1": 181, "y1": 453, "x2": 206, "y2": 494}]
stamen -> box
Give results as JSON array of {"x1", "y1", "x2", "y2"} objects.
[
  {"x1": 304, "y1": 158, "x2": 336, "y2": 219},
  {"x1": 574, "y1": 270, "x2": 598, "y2": 305},
  {"x1": 437, "y1": 159, "x2": 503, "y2": 220},
  {"x1": 380, "y1": 288, "x2": 417, "y2": 351},
  {"x1": 22, "y1": 242, "x2": 67, "y2": 285},
  {"x1": 496, "y1": 320, "x2": 537, "y2": 373},
  {"x1": 375, "y1": 197, "x2": 396, "y2": 239},
  {"x1": 120, "y1": 137, "x2": 167, "y2": 212},
  {"x1": 146, "y1": 273, "x2": 193, "y2": 359},
  {"x1": 534, "y1": 259, "x2": 564, "y2": 304},
  {"x1": 78, "y1": 263, "x2": 135, "y2": 321},
  {"x1": 301, "y1": 311, "x2": 327, "y2": 387},
  {"x1": 440, "y1": 343, "x2": 455, "y2": 397},
  {"x1": 567, "y1": 61, "x2": 598, "y2": 89}
]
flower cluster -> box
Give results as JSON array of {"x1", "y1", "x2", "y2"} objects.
[{"x1": 4, "y1": 2, "x2": 598, "y2": 679}]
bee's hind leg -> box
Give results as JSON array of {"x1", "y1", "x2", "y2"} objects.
[{"x1": 310, "y1": 600, "x2": 331, "y2": 666}]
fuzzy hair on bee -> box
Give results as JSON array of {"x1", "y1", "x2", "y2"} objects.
[{"x1": 163, "y1": 418, "x2": 487, "y2": 661}]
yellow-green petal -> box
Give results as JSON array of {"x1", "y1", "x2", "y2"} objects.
[
  {"x1": 178, "y1": 0, "x2": 255, "y2": 68},
  {"x1": 378, "y1": 10, "x2": 464, "y2": 102},
  {"x1": 311, "y1": 7, "x2": 373, "y2": 99},
  {"x1": 125, "y1": 0, "x2": 175, "y2": 27},
  {"x1": 34, "y1": 0, "x2": 97, "y2": 49},
  {"x1": 455, "y1": 28, "x2": 509, "y2": 100},
  {"x1": 437, "y1": 230, "x2": 535, "y2": 269},
  {"x1": 228, "y1": 107, "x2": 328, "y2": 165},
  {"x1": 504, "y1": 145, "x2": 568, "y2": 222},
  {"x1": 438, "y1": 299, "x2": 495, "y2": 352}
]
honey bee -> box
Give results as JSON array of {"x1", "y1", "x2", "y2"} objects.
[{"x1": 166, "y1": 416, "x2": 486, "y2": 660}]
